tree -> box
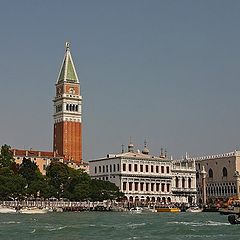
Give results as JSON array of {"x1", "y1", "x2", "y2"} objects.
[
  {"x1": 0, "y1": 174, "x2": 27, "y2": 200},
  {"x1": 89, "y1": 179, "x2": 124, "y2": 201},
  {"x1": 0, "y1": 144, "x2": 14, "y2": 168},
  {"x1": 19, "y1": 157, "x2": 42, "y2": 183}
]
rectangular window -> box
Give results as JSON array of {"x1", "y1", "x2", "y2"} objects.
[
  {"x1": 140, "y1": 183, "x2": 144, "y2": 191},
  {"x1": 135, "y1": 182, "x2": 138, "y2": 191},
  {"x1": 161, "y1": 183, "x2": 165, "y2": 192},
  {"x1": 95, "y1": 166, "x2": 97, "y2": 174},
  {"x1": 166, "y1": 166, "x2": 170, "y2": 173},
  {"x1": 161, "y1": 166, "x2": 164, "y2": 173},
  {"x1": 134, "y1": 164, "x2": 138, "y2": 172},
  {"x1": 146, "y1": 183, "x2": 149, "y2": 191},
  {"x1": 167, "y1": 184, "x2": 170, "y2": 192},
  {"x1": 106, "y1": 165, "x2": 108, "y2": 173},
  {"x1": 99, "y1": 166, "x2": 101, "y2": 173},
  {"x1": 113, "y1": 164, "x2": 116, "y2": 172},
  {"x1": 103, "y1": 166, "x2": 105, "y2": 173},
  {"x1": 123, "y1": 182, "x2": 127, "y2": 191},
  {"x1": 156, "y1": 183, "x2": 160, "y2": 191},
  {"x1": 140, "y1": 165, "x2": 143, "y2": 172},
  {"x1": 156, "y1": 166, "x2": 159, "y2": 173},
  {"x1": 123, "y1": 163, "x2": 126, "y2": 171},
  {"x1": 146, "y1": 165, "x2": 149, "y2": 172},
  {"x1": 129, "y1": 182, "x2": 132, "y2": 191},
  {"x1": 117, "y1": 164, "x2": 120, "y2": 171},
  {"x1": 128, "y1": 164, "x2": 132, "y2": 172},
  {"x1": 110, "y1": 165, "x2": 112, "y2": 172},
  {"x1": 151, "y1": 165, "x2": 154, "y2": 173},
  {"x1": 151, "y1": 183, "x2": 154, "y2": 191}
]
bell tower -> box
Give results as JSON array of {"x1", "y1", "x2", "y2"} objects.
[{"x1": 53, "y1": 42, "x2": 82, "y2": 164}]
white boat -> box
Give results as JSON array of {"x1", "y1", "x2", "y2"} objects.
[
  {"x1": 0, "y1": 206, "x2": 16, "y2": 213},
  {"x1": 186, "y1": 206, "x2": 202, "y2": 213},
  {"x1": 130, "y1": 207, "x2": 142, "y2": 214},
  {"x1": 19, "y1": 207, "x2": 48, "y2": 214},
  {"x1": 142, "y1": 207, "x2": 157, "y2": 213}
]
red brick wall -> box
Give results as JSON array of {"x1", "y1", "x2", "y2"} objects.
[{"x1": 54, "y1": 121, "x2": 82, "y2": 164}]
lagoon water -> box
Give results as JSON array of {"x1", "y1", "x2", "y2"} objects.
[{"x1": 0, "y1": 211, "x2": 238, "y2": 240}]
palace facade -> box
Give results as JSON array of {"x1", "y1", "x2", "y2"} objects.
[
  {"x1": 89, "y1": 143, "x2": 197, "y2": 204},
  {"x1": 187, "y1": 151, "x2": 240, "y2": 202}
]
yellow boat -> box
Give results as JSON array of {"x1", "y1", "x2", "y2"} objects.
[{"x1": 156, "y1": 206, "x2": 180, "y2": 213}]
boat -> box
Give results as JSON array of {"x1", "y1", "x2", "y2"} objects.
[
  {"x1": 0, "y1": 206, "x2": 16, "y2": 214},
  {"x1": 228, "y1": 214, "x2": 240, "y2": 224},
  {"x1": 186, "y1": 206, "x2": 203, "y2": 213},
  {"x1": 129, "y1": 207, "x2": 142, "y2": 214},
  {"x1": 142, "y1": 207, "x2": 157, "y2": 213},
  {"x1": 18, "y1": 207, "x2": 48, "y2": 214},
  {"x1": 155, "y1": 205, "x2": 180, "y2": 213}
]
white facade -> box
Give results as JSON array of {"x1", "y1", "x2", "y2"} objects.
[{"x1": 89, "y1": 149, "x2": 197, "y2": 204}]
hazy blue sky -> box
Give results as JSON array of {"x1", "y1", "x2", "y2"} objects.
[{"x1": 1, "y1": 0, "x2": 240, "y2": 160}]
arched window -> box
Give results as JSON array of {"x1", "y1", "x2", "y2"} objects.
[
  {"x1": 76, "y1": 105, "x2": 78, "y2": 112},
  {"x1": 209, "y1": 168, "x2": 213, "y2": 178},
  {"x1": 66, "y1": 104, "x2": 69, "y2": 111},
  {"x1": 223, "y1": 167, "x2": 228, "y2": 177}
]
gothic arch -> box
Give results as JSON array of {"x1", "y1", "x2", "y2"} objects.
[
  {"x1": 209, "y1": 168, "x2": 213, "y2": 178},
  {"x1": 223, "y1": 167, "x2": 228, "y2": 177}
]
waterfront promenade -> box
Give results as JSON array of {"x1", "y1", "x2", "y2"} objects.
[{"x1": 0, "y1": 200, "x2": 124, "y2": 212}]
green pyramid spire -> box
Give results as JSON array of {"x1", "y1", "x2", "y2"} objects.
[{"x1": 57, "y1": 42, "x2": 79, "y2": 83}]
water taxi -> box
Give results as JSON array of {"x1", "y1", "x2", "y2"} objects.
[{"x1": 155, "y1": 205, "x2": 180, "y2": 213}]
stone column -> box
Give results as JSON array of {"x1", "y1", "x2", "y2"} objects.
[
  {"x1": 201, "y1": 166, "x2": 207, "y2": 205},
  {"x1": 234, "y1": 171, "x2": 240, "y2": 199}
]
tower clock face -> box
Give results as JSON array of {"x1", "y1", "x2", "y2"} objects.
[{"x1": 68, "y1": 87, "x2": 75, "y2": 94}]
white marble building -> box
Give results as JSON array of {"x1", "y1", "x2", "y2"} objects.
[{"x1": 89, "y1": 143, "x2": 197, "y2": 204}]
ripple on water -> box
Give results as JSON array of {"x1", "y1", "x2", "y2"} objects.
[
  {"x1": 168, "y1": 221, "x2": 229, "y2": 227},
  {"x1": 0, "y1": 221, "x2": 20, "y2": 224}
]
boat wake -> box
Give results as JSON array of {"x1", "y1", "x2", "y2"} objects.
[
  {"x1": 0, "y1": 221, "x2": 20, "y2": 225},
  {"x1": 127, "y1": 223, "x2": 146, "y2": 229},
  {"x1": 46, "y1": 225, "x2": 68, "y2": 231},
  {"x1": 168, "y1": 221, "x2": 229, "y2": 226}
]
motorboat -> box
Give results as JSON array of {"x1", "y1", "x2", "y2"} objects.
[
  {"x1": 0, "y1": 205, "x2": 16, "y2": 214},
  {"x1": 155, "y1": 205, "x2": 180, "y2": 213},
  {"x1": 186, "y1": 206, "x2": 203, "y2": 213},
  {"x1": 129, "y1": 207, "x2": 142, "y2": 214},
  {"x1": 18, "y1": 207, "x2": 48, "y2": 214},
  {"x1": 142, "y1": 207, "x2": 157, "y2": 213},
  {"x1": 228, "y1": 214, "x2": 240, "y2": 224}
]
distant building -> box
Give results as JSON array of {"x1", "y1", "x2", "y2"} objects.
[
  {"x1": 187, "y1": 151, "x2": 240, "y2": 202},
  {"x1": 12, "y1": 149, "x2": 64, "y2": 175},
  {"x1": 12, "y1": 149, "x2": 89, "y2": 175},
  {"x1": 53, "y1": 42, "x2": 83, "y2": 164},
  {"x1": 88, "y1": 142, "x2": 197, "y2": 204}
]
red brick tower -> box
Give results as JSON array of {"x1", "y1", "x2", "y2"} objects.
[{"x1": 53, "y1": 42, "x2": 82, "y2": 164}]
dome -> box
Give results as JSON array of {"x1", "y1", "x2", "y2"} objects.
[
  {"x1": 128, "y1": 142, "x2": 134, "y2": 153},
  {"x1": 142, "y1": 147, "x2": 150, "y2": 155}
]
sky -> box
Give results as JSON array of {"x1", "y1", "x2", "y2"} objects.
[{"x1": 0, "y1": 0, "x2": 240, "y2": 160}]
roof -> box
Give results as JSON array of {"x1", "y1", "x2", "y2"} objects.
[
  {"x1": 12, "y1": 149, "x2": 63, "y2": 158},
  {"x1": 56, "y1": 42, "x2": 79, "y2": 84},
  {"x1": 90, "y1": 151, "x2": 169, "y2": 162}
]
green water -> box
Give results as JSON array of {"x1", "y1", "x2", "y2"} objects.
[{"x1": 0, "y1": 211, "x2": 238, "y2": 240}]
